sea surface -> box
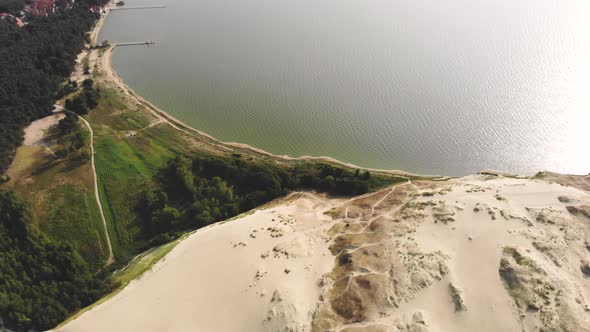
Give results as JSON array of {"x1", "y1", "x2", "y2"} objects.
[{"x1": 99, "y1": 0, "x2": 590, "y2": 176}]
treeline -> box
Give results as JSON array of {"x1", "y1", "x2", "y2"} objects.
[
  {"x1": 64, "y1": 78, "x2": 100, "y2": 115},
  {"x1": 0, "y1": 0, "x2": 24, "y2": 13},
  {"x1": 53, "y1": 113, "x2": 89, "y2": 161},
  {"x1": 0, "y1": 189, "x2": 117, "y2": 331},
  {"x1": 0, "y1": 0, "x2": 107, "y2": 173},
  {"x1": 137, "y1": 155, "x2": 401, "y2": 245}
]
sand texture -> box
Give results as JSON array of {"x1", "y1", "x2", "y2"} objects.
[
  {"x1": 59, "y1": 174, "x2": 590, "y2": 332},
  {"x1": 22, "y1": 112, "x2": 64, "y2": 147}
]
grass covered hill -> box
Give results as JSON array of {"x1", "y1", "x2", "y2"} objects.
[{"x1": 0, "y1": 189, "x2": 116, "y2": 331}]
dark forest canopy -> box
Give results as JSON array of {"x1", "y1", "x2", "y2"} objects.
[
  {"x1": 0, "y1": 0, "x2": 107, "y2": 174},
  {"x1": 0, "y1": 189, "x2": 116, "y2": 331},
  {"x1": 0, "y1": 0, "x2": 25, "y2": 14}
]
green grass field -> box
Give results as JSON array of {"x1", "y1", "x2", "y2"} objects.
[
  {"x1": 87, "y1": 85, "x2": 191, "y2": 260},
  {"x1": 3, "y1": 122, "x2": 110, "y2": 270}
]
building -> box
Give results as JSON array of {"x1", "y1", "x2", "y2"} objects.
[
  {"x1": 0, "y1": 13, "x2": 24, "y2": 27},
  {"x1": 25, "y1": 0, "x2": 56, "y2": 17}
]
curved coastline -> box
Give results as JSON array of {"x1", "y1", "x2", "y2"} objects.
[
  {"x1": 103, "y1": 46, "x2": 435, "y2": 178},
  {"x1": 95, "y1": 7, "x2": 439, "y2": 179}
]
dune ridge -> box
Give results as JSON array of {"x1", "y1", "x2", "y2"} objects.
[{"x1": 59, "y1": 173, "x2": 590, "y2": 332}]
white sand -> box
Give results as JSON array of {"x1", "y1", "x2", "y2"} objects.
[
  {"x1": 394, "y1": 177, "x2": 589, "y2": 331},
  {"x1": 59, "y1": 193, "x2": 338, "y2": 332},
  {"x1": 334, "y1": 176, "x2": 590, "y2": 331}
]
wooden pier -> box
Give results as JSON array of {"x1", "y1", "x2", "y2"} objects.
[
  {"x1": 114, "y1": 41, "x2": 156, "y2": 46},
  {"x1": 109, "y1": 5, "x2": 166, "y2": 10}
]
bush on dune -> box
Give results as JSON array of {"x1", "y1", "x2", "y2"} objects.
[{"x1": 136, "y1": 154, "x2": 398, "y2": 243}]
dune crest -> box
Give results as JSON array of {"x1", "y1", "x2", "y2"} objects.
[{"x1": 60, "y1": 174, "x2": 590, "y2": 332}]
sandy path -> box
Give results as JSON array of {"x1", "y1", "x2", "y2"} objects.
[
  {"x1": 370, "y1": 180, "x2": 410, "y2": 215},
  {"x1": 136, "y1": 118, "x2": 165, "y2": 133},
  {"x1": 54, "y1": 105, "x2": 115, "y2": 266}
]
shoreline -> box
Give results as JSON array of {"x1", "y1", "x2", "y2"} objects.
[
  {"x1": 104, "y1": 46, "x2": 434, "y2": 178},
  {"x1": 94, "y1": 5, "x2": 572, "y2": 180},
  {"x1": 94, "y1": 7, "x2": 439, "y2": 180}
]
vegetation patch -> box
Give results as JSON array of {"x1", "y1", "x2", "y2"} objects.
[
  {"x1": 0, "y1": 189, "x2": 116, "y2": 332},
  {"x1": 136, "y1": 155, "x2": 403, "y2": 244},
  {"x1": 3, "y1": 116, "x2": 108, "y2": 270}
]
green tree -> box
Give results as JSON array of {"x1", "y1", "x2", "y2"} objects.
[
  {"x1": 0, "y1": 0, "x2": 25, "y2": 13},
  {"x1": 0, "y1": 189, "x2": 113, "y2": 331}
]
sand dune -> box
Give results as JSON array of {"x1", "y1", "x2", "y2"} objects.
[
  {"x1": 60, "y1": 174, "x2": 590, "y2": 332},
  {"x1": 59, "y1": 193, "x2": 339, "y2": 332}
]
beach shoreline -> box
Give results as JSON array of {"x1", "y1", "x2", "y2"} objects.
[
  {"x1": 103, "y1": 45, "x2": 434, "y2": 178},
  {"x1": 93, "y1": 6, "x2": 440, "y2": 180}
]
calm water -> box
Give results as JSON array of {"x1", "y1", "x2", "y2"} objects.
[{"x1": 99, "y1": 0, "x2": 590, "y2": 176}]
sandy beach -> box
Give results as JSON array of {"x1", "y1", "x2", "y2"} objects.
[{"x1": 96, "y1": 43, "x2": 430, "y2": 179}]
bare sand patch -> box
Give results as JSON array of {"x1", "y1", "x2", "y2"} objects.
[{"x1": 23, "y1": 112, "x2": 64, "y2": 146}]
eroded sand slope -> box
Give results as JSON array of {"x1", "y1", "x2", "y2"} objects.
[{"x1": 60, "y1": 174, "x2": 590, "y2": 332}]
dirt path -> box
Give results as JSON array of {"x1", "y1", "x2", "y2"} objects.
[
  {"x1": 136, "y1": 119, "x2": 165, "y2": 133},
  {"x1": 369, "y1": 180, "x2": 410, "y2": 215},
  {"x1": 55, "y1": 105, "x2": 115, "y2": 266}
]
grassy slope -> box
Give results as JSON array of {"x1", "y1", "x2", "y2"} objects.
[
  {"x1": 3, "y1": 123, "x2": 109, "y2": 270},
  {"x1": 86, "y1": 86, "x2": 192, "y2": 260}
]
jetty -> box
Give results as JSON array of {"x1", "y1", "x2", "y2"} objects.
[
  {"x1": 109, "y1": 5, "x2": 166, "y2": 10},
  {"x1": 114, "y1": 41, "x2": 156, "y2": 46}
]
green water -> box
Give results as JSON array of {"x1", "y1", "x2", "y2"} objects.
[{"x1": 99, "y1": 0, "x2": 590, "y2": 176}]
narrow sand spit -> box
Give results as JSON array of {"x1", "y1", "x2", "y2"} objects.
[{"x1": 60, "y1": 175, "x2": 590, "y2": 332}]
